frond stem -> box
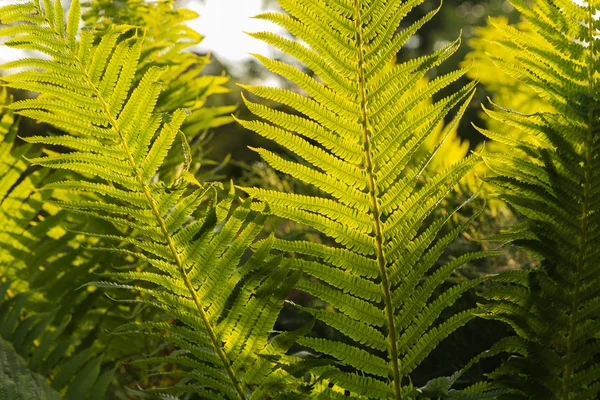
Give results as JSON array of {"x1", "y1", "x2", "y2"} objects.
[
  {"x1": 88, "y1": 70, "x2": 249, "y2": 400},
  {"x1": 38, "y1": 7, "x2": 248, "y2": 397},
  {"x1": 353, "y1": 2, "x2": 403, "y2": 398},
  {"x1": 560, "y1": 4, "x2": 596, "y2": 398},
  {"x1": 88, "y1": 74, "x2": 248, "y2": 400}
]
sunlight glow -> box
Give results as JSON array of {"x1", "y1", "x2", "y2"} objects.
[{"x1": 186, "y1": 0, "x2": 283, "y2": 74}]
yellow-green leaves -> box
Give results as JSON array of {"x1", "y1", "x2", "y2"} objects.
[{"x1": 239, "y1": 0, "x2": 485, "y2": 397}]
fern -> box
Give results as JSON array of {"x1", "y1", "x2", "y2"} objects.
[
  {"x1": 0, "y1": 1, "x2": 300, "y2": 398},
  {"x1": 0, "y1": 85, "x2": 146, "y2": 398},
  {"x1": 465, "y1": 17, "x2": 552, "y2": 117},
  {"x1": 0, "y1": 88, "x2": 85, "y2": 290},
  {"x1": 475, "y1": 0, "x2": 600, "y2": 398},
  {"x1": 81, "y1": 0, "x2": 236, "y2": 184},
  {"x1": 238, "y1": 0, "x2": 493, "y2": 398},
  {"x1": 0, "y1": 89, "x2": 39, "y2": 285},
  {"x1": 0, "y1": 337, "x2": 61, "y2": 400},
  {"x1": 0, "y1": 282, "x2": 115, "y2": 400},
  {"x1": 464, "y1": 16, "x2": 553, "y2": 156}
]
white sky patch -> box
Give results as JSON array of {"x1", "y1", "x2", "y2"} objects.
[{"x1": 186, "y1": 0, "x2": 284, "y2": 75}]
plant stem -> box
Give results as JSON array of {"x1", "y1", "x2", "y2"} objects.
[{"x1": 353, "y1": 2, "x2": 403, "y2": 399}]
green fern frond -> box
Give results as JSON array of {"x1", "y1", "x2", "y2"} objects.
[
  {"x1": 238, "y1": 0, "x2": 487, "y2": 398},
  {"x1": 476, "y1": 0, "x2": 600, "y2": 398},
  {"x1": 0, "y1": 2, "x2": 304, "y2": 398}
]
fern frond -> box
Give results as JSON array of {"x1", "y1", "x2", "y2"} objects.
[
  {"x1": 238, "y1": 0, "x2": 486, "y2": 397},
  {"x1": 0, "y1": 2, "x2": 300, "y2": 398},
  {"x1": 476, "y1": 0, "x2": 600, "y2": 398}
]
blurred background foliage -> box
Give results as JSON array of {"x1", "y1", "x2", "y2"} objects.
[{"x1": 0, "y1": 0, "x2": 540, "y2": 397}]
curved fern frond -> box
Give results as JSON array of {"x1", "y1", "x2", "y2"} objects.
[
  {"x1": 476, "y1": 0, "x2": 600, "y2": 398},
  {"x1": 238, "y1": 0, "x2": 485, "y2": 398},
  {"x1": 0, "y1": 2, "x2": 299, "y2": 398}
]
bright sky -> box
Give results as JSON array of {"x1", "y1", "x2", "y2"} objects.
[{"x1": 187, "y1": 0, "x2": 283, "y2": 73}]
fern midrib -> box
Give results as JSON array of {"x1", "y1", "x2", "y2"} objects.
[
  {"x1": 83, "y1": 64, "x2": 249, "y2": 400},
  {"x1": 560, "y1": 5, "x2": 596, "y2": 399},
  {"x1": 40, "y1": 10, "x2": 247, "y2": 399},
  {"x1": 353, "y1": 2, "x2": 403, "y2": 399}
]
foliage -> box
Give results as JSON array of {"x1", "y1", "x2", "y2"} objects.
[
  {"x1": 0, "y1": 281, "x2": 115, "y2": 399},
  {"x1": 0, "y1": 88, "x2": 63, "y2": 288},
  {"x1": 0, "y1": 0, "x2": 596, "y2": 399},
  {"x1": 0, "y1": 337, "x2": 61, "y2": 400},
  {"x1": 464, "y1": 16, "x2": 552, "y2": 150},
  {"x1": 0, "y1": 87, "x2": 123, "y2": 399},
  {"x1": 82, "y1": 0, "x2": 235, "y2": 136},
  {"x1": 475, "y1": 0, "x2": 600, "y2": 398},
  {"x1": 80, "y1": 0, "x2": 237, "y2": 185}
]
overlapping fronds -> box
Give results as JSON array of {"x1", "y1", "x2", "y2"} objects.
[
  {"x1": 0, "y1": 1, "x2": 300, "y2": 398},
  {"x1": 80, "y1": 0, "x2": 236, "y2": 184},
  {"x1": 464, "y1": 16, "x2": 553, "y2": 152},
  {"x1": 476, "y1": 0, "x2": 600, "y2": 398},
  {"x1": 0, "y1": 87, "x2": 145, "y2": 383},
  {"x1": 99, "y1": 198, "x2": 307, "y2": 399},
  {"x1": 465, "y1": 17, "x2": 551, "y2": 116},
  {"x1": 0, "y1": 282, "x2": 114, "y2": 400},
  {"x1": 82, "y1": 0, "x2": 235, "y2": 135},
  {"x1": 238, "y1": 0, "x2": 491, "y2": 398}
]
